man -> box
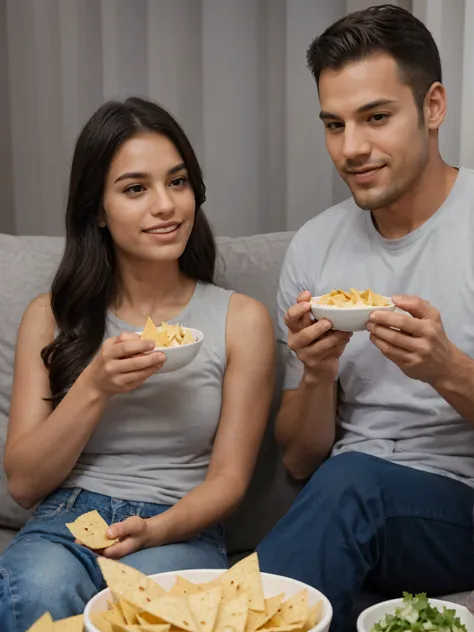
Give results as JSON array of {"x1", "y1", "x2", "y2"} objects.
[{"x1": 256, "y1": 5, "x2": 474, "y2": 632}]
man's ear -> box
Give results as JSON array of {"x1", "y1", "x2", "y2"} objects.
[{"x1": 423, "y1": 81, "x2": 446, "y2": 132}]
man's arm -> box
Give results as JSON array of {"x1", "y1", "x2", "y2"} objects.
[
  {"x1": 275, "y1": 369, "x2": 337, "y2": 480},
  {"x1": 275, "y1": 295, "x2": 351, "y2": 479},
  {"x1": 273, "y1": 235, "x2": 351, "y2": 479},
  {"x1": 432, "y1": 345, "x2": 474, "y2": 423}
]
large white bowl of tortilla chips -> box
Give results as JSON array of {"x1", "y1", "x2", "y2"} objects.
[{"x1": 84, "y1": 553, "x2": 333, "y2": 632}]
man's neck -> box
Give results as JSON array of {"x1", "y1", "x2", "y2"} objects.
[{"x1": 371, "y1": 159, "x2": 459, "y2": 240}]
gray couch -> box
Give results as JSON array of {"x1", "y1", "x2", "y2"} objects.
[{"x1": 0, "y1": 232, "x2": 470, "y2": 621}]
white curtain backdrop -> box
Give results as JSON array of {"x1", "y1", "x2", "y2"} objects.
[{"x1": 0, "y1": 0, "x2": 472, "y2": 237}]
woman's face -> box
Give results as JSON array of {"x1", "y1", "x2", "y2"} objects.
[{"x1": 102, "y1": 132, "x2": 196, "y2": 265}]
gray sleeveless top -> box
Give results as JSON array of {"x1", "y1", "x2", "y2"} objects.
[{"x1": 65, "y1": 282, "x2": 234, "y2": 505}]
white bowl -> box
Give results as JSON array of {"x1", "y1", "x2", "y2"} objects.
[
  {"x1": 310, "y1": 296, "x2": 395, "y2": 332},
  {"x1": 357, "y1": 597, "x2": 474, "y2": 632},
  {"x1": 84, "y1": 568, "x2": 333, "y2": 632},
  {"x1": 136, "y1": 328, "x2": 203, "y2": 373}
]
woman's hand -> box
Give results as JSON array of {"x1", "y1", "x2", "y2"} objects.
[
  {"x1": 75, "y1": 515, "x2": 156, "y2": 558},
  {"x1": 83, "y1": 332, "x2": 166, "y2": 396},
  {"x1": 101, "y1": 516, "x2": 154, "y2": 558}
]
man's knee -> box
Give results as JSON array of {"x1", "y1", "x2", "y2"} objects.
[{"x1": 303, "y1": 452, "x2": 385, "y2": 506}]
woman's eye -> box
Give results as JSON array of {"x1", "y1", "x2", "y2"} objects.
[
  {"x1": 124, "y1": 184, "x2": 145, "y2": 194},
  {"x1": 170, "y1": 176, "x2": 188, "y2": 188}
]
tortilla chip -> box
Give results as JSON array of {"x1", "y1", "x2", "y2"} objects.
[
  {"x1": 144, "y1": 594, "x2": 197, "y2": 632},
  {"x1": 98, "y1": 558, "x2": 166, "y2": 603},
  {"x1": 195, "y1": 578, "x2": 222, "y2": 592},
  {"x1": 141, "y1": 317, "x2": 157, "y2": 340},
  {"x1": 132, "y1": 625, "x2": 169, "y2": 632},
  {"x1": 188, "y1": 586, "x2": 222, "y2": 632},
  {"x1": 264, "y1": 590, "x2": 308, "y2": 627},
  {"x1": 218, "y1": 553, "x2": 265, "y2": 612},
  {"x1": 161, "y1": 322, "x2": 181, "y2": 340},
  {"x1": 180, "y1": 329, "x2": 195, "y2": 345},
  {"x1": 302, "y1": 602, "x2": 323, "y2": 631},
  {"x1": 214, "y1": 593, "x2": 248, "y2": 632},
  {"x1": 245, "y1": 593, "x2": 284, "y2": 632},
  {"x1": 27, "y1": 613, "x2": 54, "y2": 632},
  {"x1": 117, "y1": 597, "x2": 139, "y2": 625},
  {"x1": 66, "y1": 510, "x2": 118, "y2": 550},
  {"x1": 135, "y1": 613, "x2": 166, "y2": 626},
  {"x1": 53, "y1": 615, "x2": 84, "y2": 632},
  {"x1": 169, "y1": 576, "x2": 203, "y2": 598},
  {"x1": 110, "y1": 625, "x2": 169, "y2": 632},
  {"x1": 317, "y1": 287, "x2": 390, "y2": 308},
  {"x1": 103, "y1": 610, "x2": 127, "y2": 626},
  {"x1": 90, "y1": 613, "x2": 116, "y2": 632},
  {"x1": 140, "y1": 317, "x2": 170, "y2": 348},
  {"x1": 260, "y1": 625, "x2": 303, "y2": 632}
]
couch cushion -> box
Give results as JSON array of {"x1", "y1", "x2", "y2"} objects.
[
  {"x1": 0, "y1": 234, "x2": 65, "y2": 528},
  {"x1": 215, "y1": 232, "x2": 293, "y2": 325},
  {"x1": 0, "y1": 232, "x2": 297, "y2": 553},
  {"x1": 215, "y1": 232, "x2": 300, "y2": 553}
]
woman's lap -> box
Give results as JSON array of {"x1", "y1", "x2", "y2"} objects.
[{"x1": 0, "y1": 487, "x2": 228, "y2": 632}]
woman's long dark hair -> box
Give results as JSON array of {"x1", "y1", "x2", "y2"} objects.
[{"x1": 41, "y1": 97, "x2": 216, "y2": 407}]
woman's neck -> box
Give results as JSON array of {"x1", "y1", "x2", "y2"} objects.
[{"x1": 111, "y1": 257, "x2": 196, "y2": 326}]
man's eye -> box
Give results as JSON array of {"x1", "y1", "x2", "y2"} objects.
[
  {"x1": 369, "y1": 113, "x2": 390, "y2": 124},
  {"x1": 325, "y1": 122, "x2": 344, "y2": 131}
]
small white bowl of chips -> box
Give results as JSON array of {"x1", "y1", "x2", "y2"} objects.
[
  {"x1": 84, "y1": 553, "x2": 333, "y2": 632},
  {"x1": 310, "y1": 288, "x2": 395, "y2": 332},
  {"x1": 137, "y1": 317, "x2": 204, "y2": 374}
]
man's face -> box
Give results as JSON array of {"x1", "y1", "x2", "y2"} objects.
[{"x1": 318, "y1": 53, "x2": 430, "y2": 211}]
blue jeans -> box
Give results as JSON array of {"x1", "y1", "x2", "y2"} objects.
[
  {"x1": 257, "y1": 452, "x2": 474, "y2": 632},
  {"x1": 0, "y1": 487, "x2": 228, "y2": 632}
]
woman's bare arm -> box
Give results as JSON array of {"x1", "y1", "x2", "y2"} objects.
[
  {"x1": 4, "y1": 294, "x2": 110, "y2": 507},
  {"x1": 5, "y1": 294, "x2": 163, "y2": 508}
]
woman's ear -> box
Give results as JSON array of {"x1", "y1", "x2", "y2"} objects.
[{"x1": 98, "y1": 208, "x2": 107, "y2": 228}]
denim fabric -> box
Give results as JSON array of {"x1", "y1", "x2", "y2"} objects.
[
  {"x1": 257, "y1": 452, "x2": 474, "y2": 632},
  {"x1": 0, "y1": 487, "x2": 228, "y2": 631}
]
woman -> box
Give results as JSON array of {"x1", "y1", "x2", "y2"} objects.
[{"x1": 0, "y1": 97, "x2": 275, "y2": 630}]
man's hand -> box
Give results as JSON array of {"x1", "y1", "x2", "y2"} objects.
[
  {"x1": 286, "y1": 290, "x2": 352, "y2": 383},
  {"x1": 367, "y1": 295, "x2": 455, "y2": 386}
]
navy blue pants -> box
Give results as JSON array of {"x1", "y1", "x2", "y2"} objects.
[{"x1": 257, "y1": 452, "x2": 474, "y2": 632}]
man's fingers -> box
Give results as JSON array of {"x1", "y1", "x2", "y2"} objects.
[
  {"x1": 285, "y1": 301, "x2": 312, "y2": 329},
  {"x1": 297, "y1": 290, "x2": 312, "y2": 304},
  {"x1": 369, "y1": 310, "x2": 423, "y2": 336},
  {"x1": 367, "y1": 323, "x2": 420, "y2": 352},
  {"x1": 291, "y1": 321, "x2": 345, "y2": 352},
  {"x1": 392, "y1": 295, "x2": 438, "y2": 320}
]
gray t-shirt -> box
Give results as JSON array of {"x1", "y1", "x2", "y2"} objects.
[
  {"x1": 278, "y1": 167, "x2": 474, "y2": 486},
  {"x1": 65, "y1": 282, "x2": 233, "y2": 505}
]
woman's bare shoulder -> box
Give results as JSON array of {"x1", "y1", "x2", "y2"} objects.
[{"x1": 19, "y1": 293, "x2": 55, "y2": 343}]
